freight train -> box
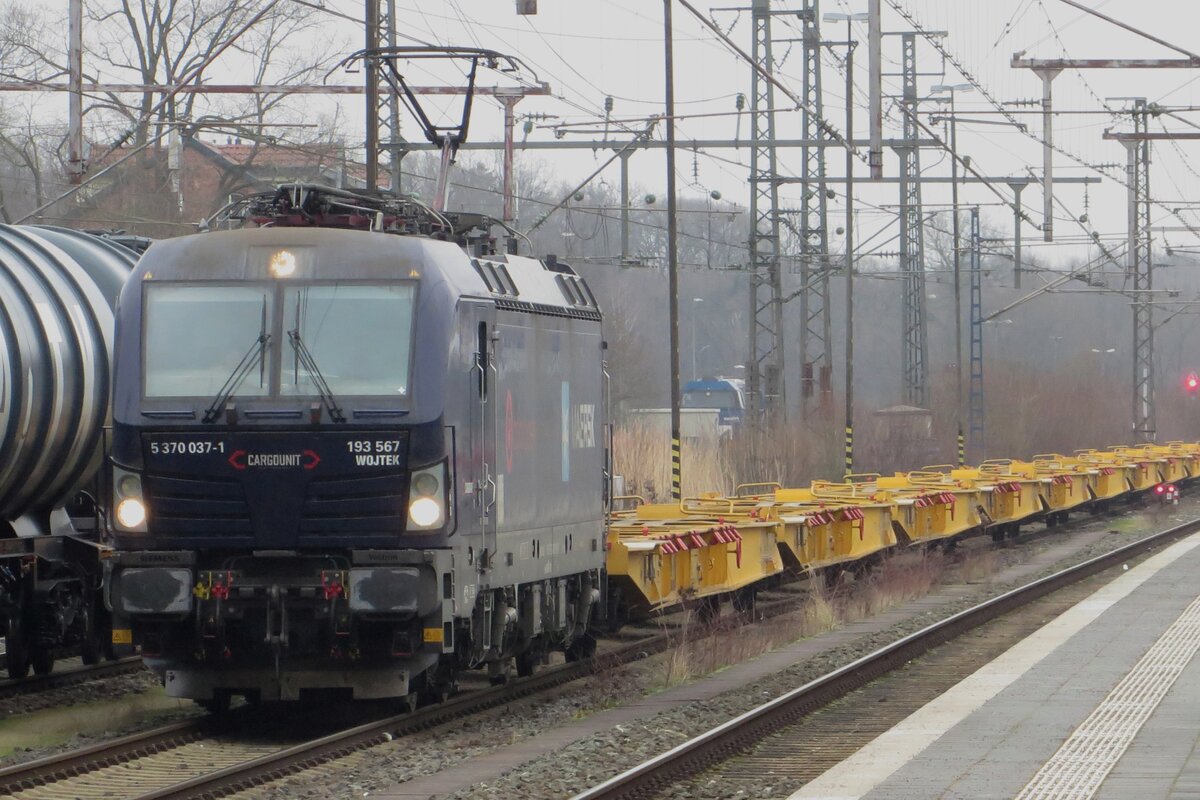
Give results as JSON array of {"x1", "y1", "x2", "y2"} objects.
[{"x1": 3, "y1": 188, "x2": 1195, "y2": 709}]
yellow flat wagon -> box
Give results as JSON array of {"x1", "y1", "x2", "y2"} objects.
[{"x1": 606, "y1": 499, "x2": 783, "y2": 618}]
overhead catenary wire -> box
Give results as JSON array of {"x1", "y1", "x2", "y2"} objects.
[{"x1": 888, "y1": 0, "x2": 1200, "y2": 245}]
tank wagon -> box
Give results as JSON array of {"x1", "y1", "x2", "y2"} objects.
[
  {"x1": 0, "y1": 225, "x2": 137, "y2": 677},
  {"x1": 105, "y1": 185, "x2": 607, "y2": 707}
]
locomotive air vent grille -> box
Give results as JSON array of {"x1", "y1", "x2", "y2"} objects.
[
  {"x1": 472, "y1": 258, "x2": 520, "y2": 297},
  {"x1": 555, "y1": 274, "x2": 596, "y2": 307},
  {"x1": 494, "y1": 296, "x2": 601, "y2": 322}
]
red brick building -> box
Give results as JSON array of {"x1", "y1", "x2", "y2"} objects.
[{"x1": 71, "y1": 136, "x2": 350, "y2": 238}]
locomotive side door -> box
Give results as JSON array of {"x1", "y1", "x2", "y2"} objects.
[{"x1": 471, "y1": 311, "x2": 498, "y2": 576}]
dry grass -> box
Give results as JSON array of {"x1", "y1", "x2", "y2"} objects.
[
  {"x1": 840, "y1": 550, "x2": 946, "y2": 620},
  {"x1": 651, "y1": 547, "x2": 955, "y2": 689},
  {"x1": 954, "y1": 547, "x2": 1001, "y2": 585},
  {"x1": 612, "y1": 422, "x2": 843, "y2": 502},
  {"x1": 612, "y1": 424, "x2": 731, "y2": 501}
]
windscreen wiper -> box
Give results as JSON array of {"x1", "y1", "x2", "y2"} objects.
[
  {"x1": 287, "y1": 329, "x2": 346, "y2": 423},
  {"x1": 201, "y1": 331, "x2": 272, "y2": 424}
]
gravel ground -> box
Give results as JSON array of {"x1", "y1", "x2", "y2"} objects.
[
  {"x1": 0, "y1": 665, "x2": 202, "y2": 767},
  {"x1": 230, "y1": 500, "x2": 1198, "y2": 800},
  {"x1": 1, "y1": 501, "x2": 1186, "y2": 796},
  {"x1": 0, "y1": 662, "x2": 160, "y2": 719}
]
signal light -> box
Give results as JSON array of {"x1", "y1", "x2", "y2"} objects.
[
  {"x1": 1155, "y1": 485, "x2": 1165, "y2": 494},
  {"x1": 1186, "y1": 373, "x2": 1199, "y2": 391}
]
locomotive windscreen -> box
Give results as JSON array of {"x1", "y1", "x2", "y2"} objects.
[
  {"x1": 143, "y1": 281, "x2": 415, "y2": 399},
  {"x1": 144, "y1": 284, "x2": 273, "y2": 398}
]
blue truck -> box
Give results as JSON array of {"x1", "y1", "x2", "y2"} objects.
[{"x1": 682, "y1": 377, "x2": 747, "y2": 434}]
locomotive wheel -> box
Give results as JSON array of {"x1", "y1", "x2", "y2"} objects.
[
  {"x1": 515, "y1": 648, "x2": 538, "y2": 678},
  {"x1": 196, "y1": 690, "x2": 232, "y2": 715},
  {"x1": 605, "y1": 587, "x2": 627, "y2": 634},
  {"x1": 564, "y1": 632, "x2": 597, "y2": 663},
  {"x1": 31, "y1": 647, "x2": 54, "y2": 677},
  {"x1": 4, "y1": 612, "x2": 30, "y2": 680},
  {"x1": 419, "y1": 666, "x2": 456, "y2": 705}
]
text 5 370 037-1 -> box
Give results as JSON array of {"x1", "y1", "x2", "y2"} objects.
[{"x1": 149, "y1": 440, "x2": 226, "y2": 455}]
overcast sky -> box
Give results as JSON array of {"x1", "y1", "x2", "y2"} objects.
[{"x1": 34, "y1": 1, "x2": 1200, "y2": 272}]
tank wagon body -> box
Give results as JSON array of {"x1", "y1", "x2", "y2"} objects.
[
  {"x1": 105, "y1": 187, "x2": 606, "y2": 705},
  {"x1": 0, "y1": 225, "x2": 137, "y2": 677}
]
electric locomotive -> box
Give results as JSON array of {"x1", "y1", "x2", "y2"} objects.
[{"x1": 105, "y1": 185, "x2": 607, "y2": 707}]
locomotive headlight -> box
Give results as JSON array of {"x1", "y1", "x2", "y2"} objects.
[
  {"x1": 269, "y1": 249, "x2": 297, "y2": 278},
  {"x1": 116, "y1": 498, "x2": 147, "y2": 529},
  {"x1": 113, "y1": 468, "x2": 147, "y2": 532},
  {"x1": 408, "y1": 497, "x2": 442, "y2": 528},
  {"x1": 407, "y1": 463, "x2": 447, "y2": 531}
]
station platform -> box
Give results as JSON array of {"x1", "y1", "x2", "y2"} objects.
[{"x1": 790, "y1": 532, "x2": 1200, "y2": 800}]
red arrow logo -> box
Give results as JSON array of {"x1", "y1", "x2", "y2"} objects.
[
  {"x1": 303, "y1": 449, "x2": 321, "y2": 470},
  {"x1": 228, "y1": 450, "x2": 247, "y2": 470}
]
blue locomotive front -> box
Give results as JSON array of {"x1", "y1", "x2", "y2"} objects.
[{"x1": 105, "y1": 188, "x2": 606, "y2": 706}]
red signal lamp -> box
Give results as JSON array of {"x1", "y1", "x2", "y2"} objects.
[
  {"x1": 1155, "y1": 484, "x2": 1166, "y2": 494},
  {"x1": 1187, "y1": 373, "x2": 1199, "y2": 391}
]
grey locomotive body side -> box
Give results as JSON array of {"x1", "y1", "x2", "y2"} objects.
[{"x1": 105, "y1": 225, "x2": 606, "y2": 703}]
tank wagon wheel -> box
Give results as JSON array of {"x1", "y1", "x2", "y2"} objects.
[
  {"x1": 80, "y1": 603, "x2": 101, "y2": 666},
  {"x1": 4, "y1": 612, "x2": 30, "y2": 680},
  {"x1": 30, "y1": 647, "x2": 54, "y2": 677}
]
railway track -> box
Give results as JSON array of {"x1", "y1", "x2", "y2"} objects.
[
  {"x1": 0, "y1": 586, "x2": 822, "y2": 800},
  {"x1": 0, "y1": 509, "x2": 1169, "y2": 800},
  {"x1": 0, "y1": 657, "x2": 146, "y2": 701},
  {"x1": 567, "y1": 514, "x2": 1200, "y2": 800}
]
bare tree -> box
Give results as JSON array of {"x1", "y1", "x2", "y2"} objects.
[{"x1": 0, "y1": 2, "x2": 63, "y2": 220}]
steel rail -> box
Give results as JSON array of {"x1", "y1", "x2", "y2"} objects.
[
  {"x1": 0, "y1": 507, "x2": 1168, "y2": 798},
  {"x1": 569, "y1": 515, "x2": 1200, "y2": 800},
  {"x1": 131, "y1": 628, "x2": 685, "y2": 800},
  {"x1": 0, "y1": 717, "x2": 211, "y2": 795},
  {"x1": 120, "y1": 590, "x2": 814, "y2": 799},
  {"x1": 0, "y1": 584, "x2": 812, "y2": 799},
  {"x1": 0, "y1": 656, "x2": 145, "y2": 700}
]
